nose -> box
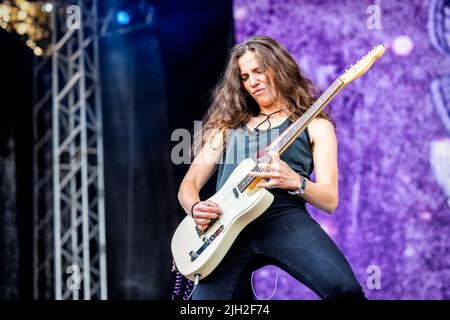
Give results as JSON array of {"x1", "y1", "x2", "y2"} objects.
[{"x1": 248, "y1": 74, "x2": 259, "y2": 87}]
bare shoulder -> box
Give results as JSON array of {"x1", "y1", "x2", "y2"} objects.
[
  {"x1": 197, "y1": 127, "x2": 226, "y2": 160},
  {"x1": 308, "y1": 118, "x2": 336, "y2": 145}
]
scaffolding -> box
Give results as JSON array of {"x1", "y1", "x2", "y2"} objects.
[{"x1": 33, "y1": 0, "x2": 107, "y2": 300}]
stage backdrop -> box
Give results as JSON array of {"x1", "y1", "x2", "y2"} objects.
[{"x1": 233, "y1": 0, "x2": 450, "y2": 299}]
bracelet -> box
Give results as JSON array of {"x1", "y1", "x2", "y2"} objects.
[
  {"x1": 288, "y1": 175, "x2": 307, "y2": 195},
  {"x1": 190, "y1": 201, "x2": 201, "y2": 218}
]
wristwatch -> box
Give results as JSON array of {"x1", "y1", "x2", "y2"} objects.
[{"x1": 288, "y1": 175, "x2": 307, "y2": 195}]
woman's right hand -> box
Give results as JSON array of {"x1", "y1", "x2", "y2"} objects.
[{"x1": 192, "y1": 200, "x2": 221, "y2": 231}]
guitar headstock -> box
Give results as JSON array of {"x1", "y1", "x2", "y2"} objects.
[{"x1": 339, "y1": 44, "x2": 385, "y2": 85}]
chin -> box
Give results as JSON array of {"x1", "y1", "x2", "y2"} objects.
[{"x1": 259, "y1": 100, "x2": 275, "y2": 107}]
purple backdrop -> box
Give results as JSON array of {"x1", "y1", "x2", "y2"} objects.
[{"x1": 234, "y1": 0, "x2": 450, "y2": 299}]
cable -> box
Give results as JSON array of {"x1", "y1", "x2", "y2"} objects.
[
  {"x1": 185, "y1": 274, "x2": 201, "y2": 300},
  {"x1": 171, "y1": 262, "x2": 184, "y2": 300},
  {"x1": 251, "y1": 269, "x2": 279, "y2": 300}
]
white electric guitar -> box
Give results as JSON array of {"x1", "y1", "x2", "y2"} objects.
[{"x1": 171, "y1": 45, "x2": 385, "y2": 281}]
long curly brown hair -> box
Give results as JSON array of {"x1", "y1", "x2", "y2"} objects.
[{"x1": 196, "y1": 36, "x2": 334, "y2": 152}]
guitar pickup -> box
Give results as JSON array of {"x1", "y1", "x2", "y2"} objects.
[
  {"x1": 190, "y1": 225, "x2": 224, "y2": 262},
  {"x1": 195, "y1": 218, "x2": 219, "y2": 237}
]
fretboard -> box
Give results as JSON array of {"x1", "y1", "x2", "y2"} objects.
[
  {"x1": 260, "y1": 78, "x2": 343, "y2": 162},
  {"x1": 236, "y1": 78, "x2": 344, "y2": 193}
]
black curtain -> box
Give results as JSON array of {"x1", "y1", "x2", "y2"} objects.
[
  {"x1": 158, "y1": 0, "x2": 235, "y2": 200},
  {"x1": 100, "y1": 0, "x2": 234, "y2": 299},
  {"x1": 0, "y1": 29, "x2": 34, "y2": 299}
]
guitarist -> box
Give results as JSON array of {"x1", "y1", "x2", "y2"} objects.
[{"x1": 178, "y1": 36, "x2": 366, "y2": 300}]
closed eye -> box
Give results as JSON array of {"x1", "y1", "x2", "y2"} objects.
[{"x1": 241, "y1": 67, "x2": 262, "y2": 81}]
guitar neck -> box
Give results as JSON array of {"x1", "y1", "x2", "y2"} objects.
[{"x1": 257, "y1": 78, "x2": 344, "y2": 163}]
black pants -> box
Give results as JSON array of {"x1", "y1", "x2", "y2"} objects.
[{"x1": 192, "y1": 190, "x2": 366, "y2": 300}]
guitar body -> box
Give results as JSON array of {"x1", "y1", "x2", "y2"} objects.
[{"x1": 171, "y1": 158, "x2": 274, "y2": 281}]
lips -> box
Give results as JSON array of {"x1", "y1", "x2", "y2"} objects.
[{"x1": 253, "y1": 88, "x2": 265, "y2": 96}]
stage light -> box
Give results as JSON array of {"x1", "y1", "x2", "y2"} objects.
[
  {"x1": 392, "y1": 35, "x2": 414, "y2": 56},
  {"x1": 0, "y1": 4, "x2": 11, "y2": 21},
  {"x1": 116, "y1": 10, "x2": 130, "y2": 25},
  {"x1": 234, "y1": 6, "x2": 247, "y2": 21},
  {"x1": 0, "y1": 0, "x2": 51, "y2": 56},
  {"x1": 33, "y1": 46, "x2": 43, "y2": 56},
  {"x1": 419, "y1": 211, "x2": 432, "y2": 221},
  {"x1": 16, "y1": 22, "x2": 27, "y2": 34},
  {"x1": 19, "y1": 1, "x2": 30, "y2": 10},
  {"x1": 26, "y1": 39, "x2": 35, "y2": 48},
  {"x1": 41, "y1": 3, "x2": 53, "y2": 13},
  {"x1": 17, "y1": 10, "x2": 26, "y2": 20},
  {"x1": 403, "y1": 245, "x2": 415, "y2": 257}
]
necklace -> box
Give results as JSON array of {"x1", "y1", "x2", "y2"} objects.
[{"x1": 254, "y1": 109, "x2": 286, "y2": 132}]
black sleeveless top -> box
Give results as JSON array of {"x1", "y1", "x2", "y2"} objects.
[{"x1": 216, "y1": 118, "x2": 314, "y2": 192}]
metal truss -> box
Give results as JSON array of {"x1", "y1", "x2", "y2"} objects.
[{"x1": 33, "y1": 0, "x2": 107, "y2": 300}]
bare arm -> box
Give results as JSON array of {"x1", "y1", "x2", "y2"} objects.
[
  {"x1": 178, "y1": 130, "x2": 224, "y2": 229},
  {"x1": 299, "y1": 118, "x2": 339, "y2": 214}
]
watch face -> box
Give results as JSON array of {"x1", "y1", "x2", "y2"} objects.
[{"x1": 300, "y1": 176, "x2": 307, "y2": 191}]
